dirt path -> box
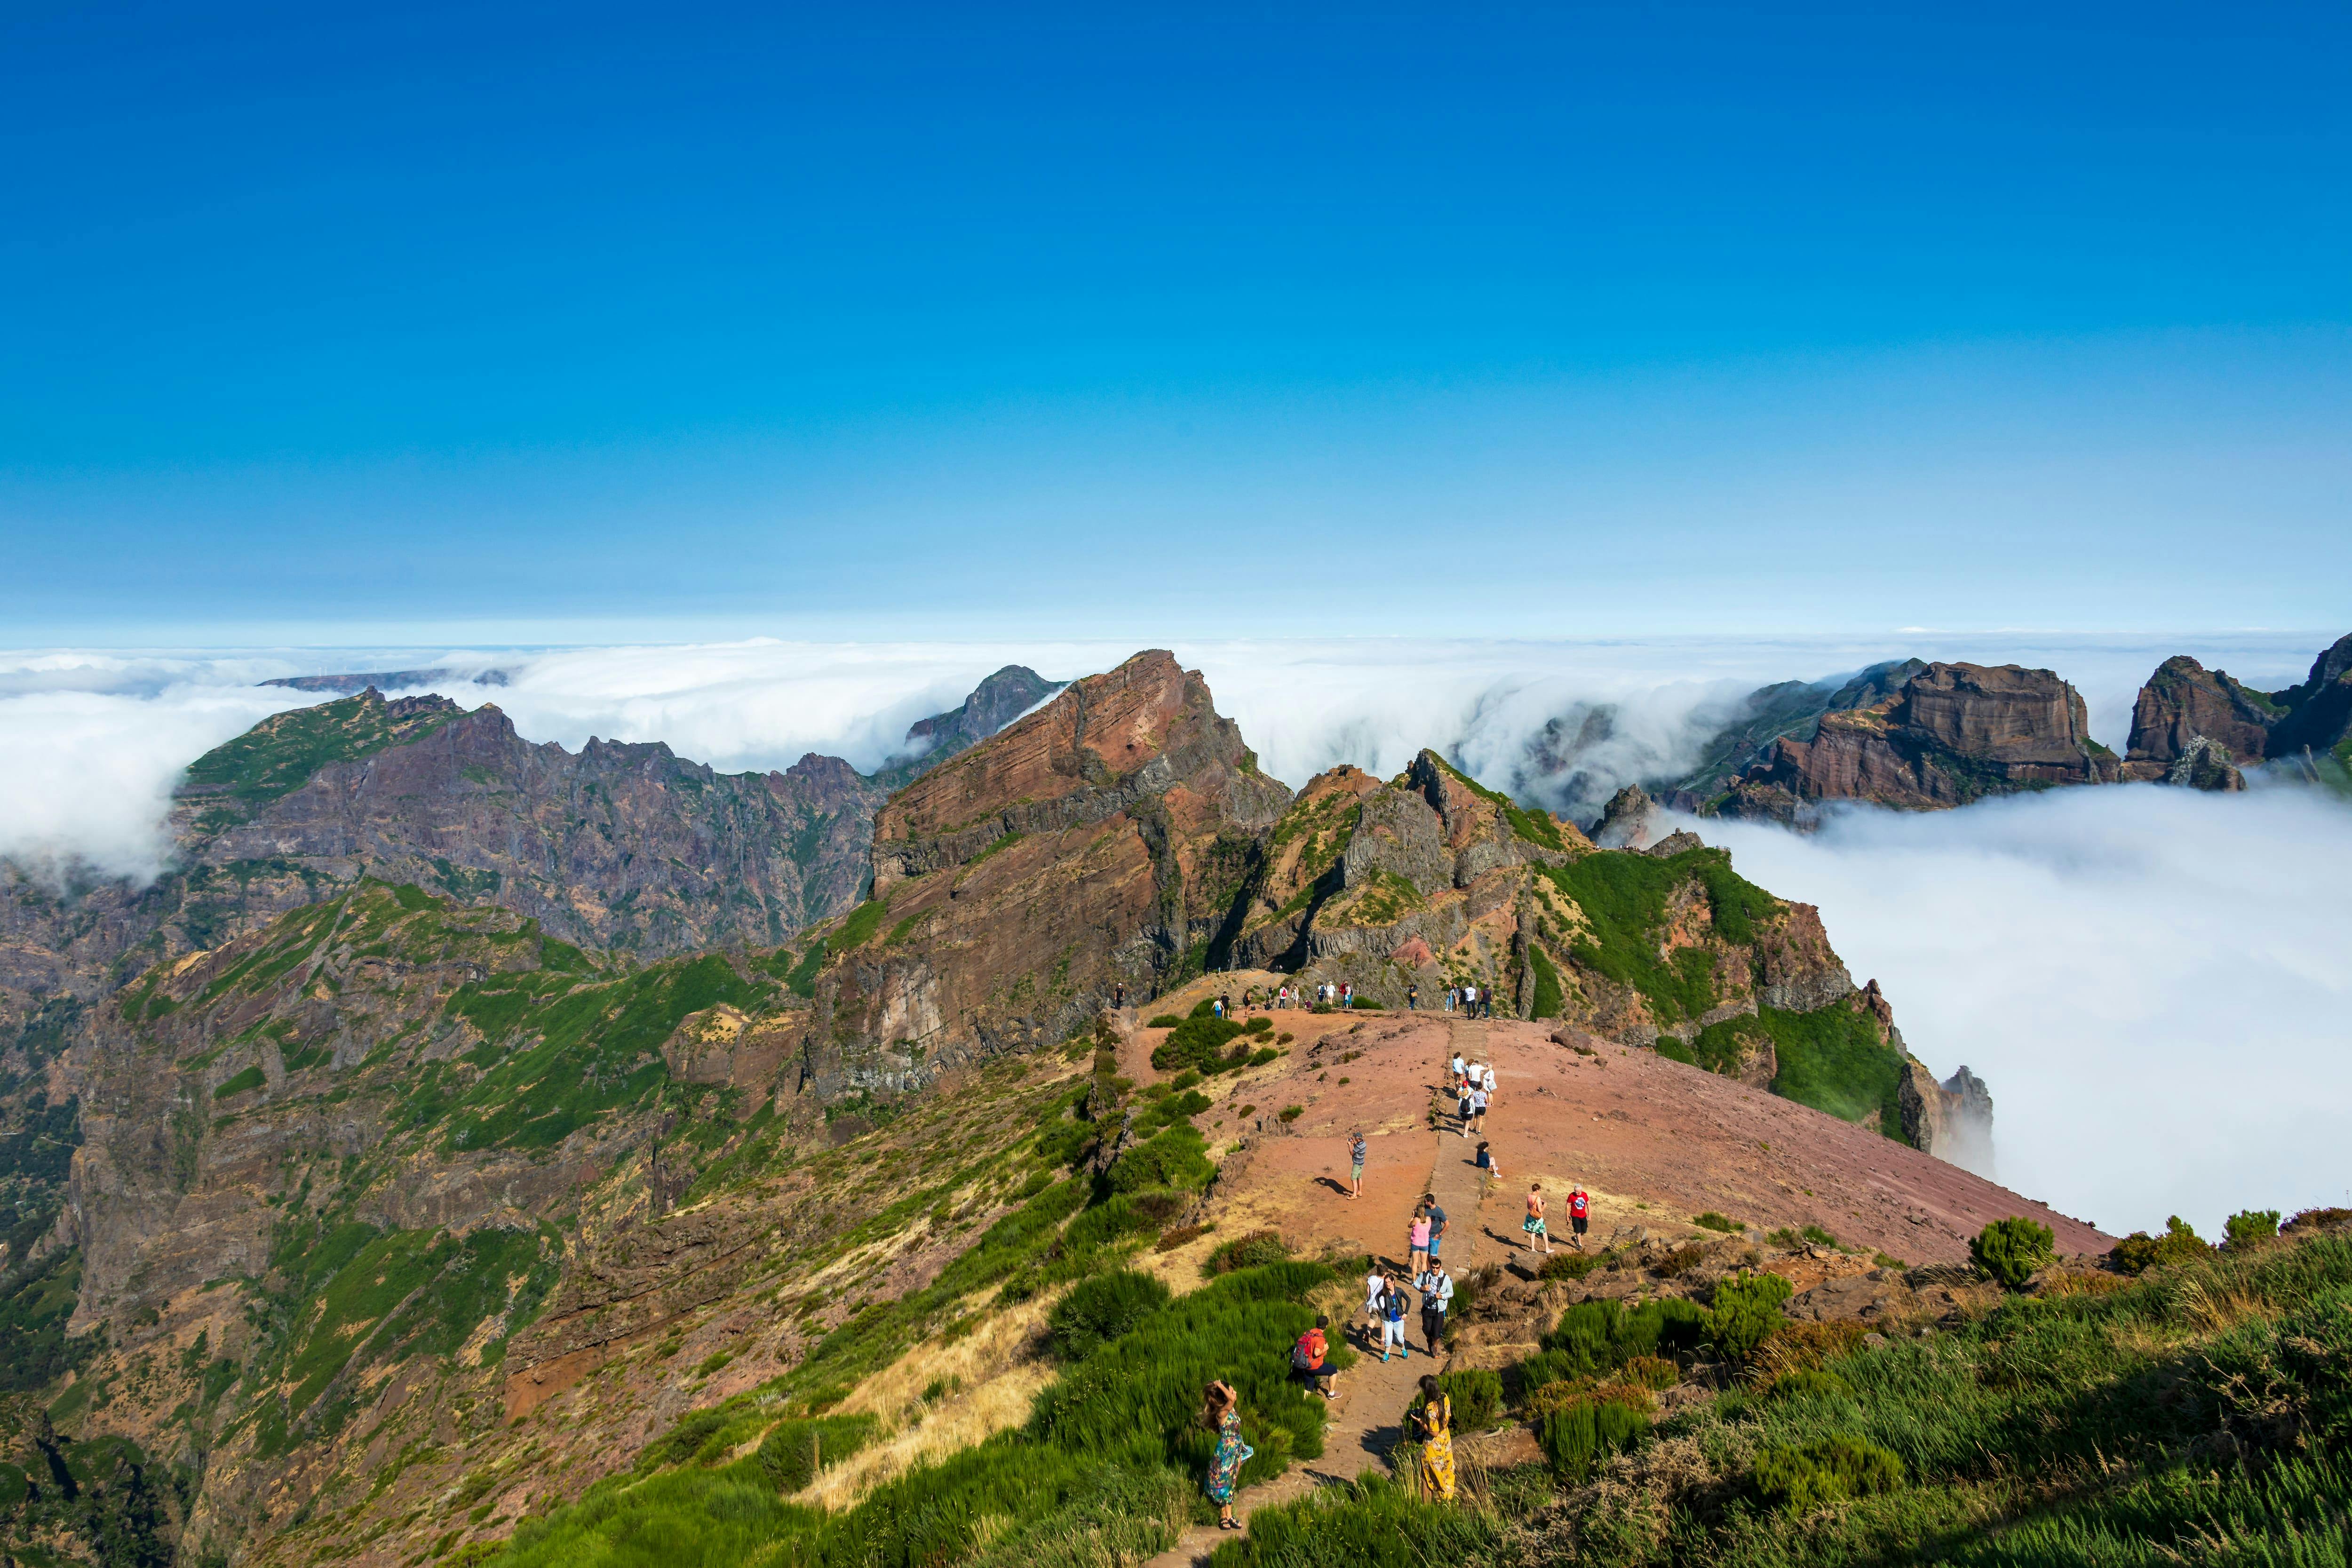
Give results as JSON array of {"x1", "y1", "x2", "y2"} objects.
[{"x1": 1141, "y1": 1020, "x2": 1499, "y2": 1566}]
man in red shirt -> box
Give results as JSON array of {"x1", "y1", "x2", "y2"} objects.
[{"x1": 1568, "y1": 1185, "x2": 1591, "y2": 1250}]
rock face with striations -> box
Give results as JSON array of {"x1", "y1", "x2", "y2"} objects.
[
  {"x1": 796, "y1": 651, "x2": 1291, "y2": 1100},
  {"x1": 2120, "y1": 656, "x2": 2275, "y2": 789},
  {"x1": 2267, "y1": 633, "x2": 2352, "y2": 766},
  {"x1": 1715, "y1": 662, "x2": 2121, "y2": 822}
]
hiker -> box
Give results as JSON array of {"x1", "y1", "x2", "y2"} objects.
[
  {"x1": 1481, "y1": 1061, "x2": 1497, "y2": 1108},
  {"x1": 1378, "y1": 1273, "x2": 1411, "y2": 1361},
  {"x1": 1455, "y1": 1074, "x2": 1474, "y2": 1138},
  {"x1": 1468, "y1": 1082, "x2": 1488, "y2": 1135},
  {"x1": 1525, "y1": 1182, "x2": 1552, "y2": 1254},
  {"x1": 1201, "y1": 1381, "x2": 1250, "y2": 1529},
  {"x1": 1362, "y1": 1263, "x2": 1390, "y2": 1345},
  {"x1": 1113, "y1": 981, "x2": 1126, "y2": 1010},
  {"x1": 1409, "y1": 1374, "x2": 1456, "y2": 1501},
  {"x1": 1291, "y1": 1313, "x2": 1336, "y2": 1398},
  {"x1": 1445, "y1": 986, "x2": 1456, "y2": 1013},
  {"x1": 1212, "y1": 995, "x2": 1224, "y2": 1020},
  {"x1": 1416, "y1": 1258, "x2": 1454, "y2": 1354},
  {"x1": 1569, "y1": 1184, "x2": 1591, "y2": 1251},
  {"x1": 1220, "y1": 991, "x2": 1232, "y2": 1019},
  {"x1": 1423, "y1": 1192, "x2": 1448, "y2": 1266},
  {"x1": 1348, "y1": 1128, "x2": 1367, "y2": 1201},
  {"x1": 1407, "y1": 981, "x2": 1420, "y2": 1011},
  {"x1": 1475, "y1": 1140, "x2": 1500, "y2": 1191},
  {"x1": 1342, "y1": 981, "x2": 1354, "y2": 1009},
  {"x1": 1408, "y1": 1205, "x2": 1431, "y2": 1274},
  {"x1": 1450, "y1": 1051, "x2": 1465, "y2": 1082}
]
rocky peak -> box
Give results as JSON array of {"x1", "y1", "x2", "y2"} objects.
[
  {"x1": 2119, "y1": 656, "x2": 2273, "y2": 788},
  {"x1": 1716, "y1": 661, "x2": 2120, "y2": 821},
  {"x1": 1588, "y1": 783, "x2": 1658, "y2": 849}
]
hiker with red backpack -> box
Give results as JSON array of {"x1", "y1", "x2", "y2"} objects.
[{"x1": 1290, "y1": 1313, "x2": 1336, "y2": 1398}]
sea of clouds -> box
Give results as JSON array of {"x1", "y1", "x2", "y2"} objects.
[{"x1": 2, "y1": 629, "x2": 2343, "y2": 1236}]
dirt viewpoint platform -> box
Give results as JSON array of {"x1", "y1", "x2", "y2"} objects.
[{"x1": 1132, "y1": 1000, "x2": 2108, "y2": 1564}]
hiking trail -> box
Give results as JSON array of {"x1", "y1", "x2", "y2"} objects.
[{"x1": 1140, "y1": 1017, "x2": 1496, "y2": 1567}]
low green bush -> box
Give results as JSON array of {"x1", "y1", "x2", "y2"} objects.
[
  {"x1": 1705, "y1": 1271, "x2": 1793, "y2": 1362},
  {"x1": 1761, "y1": 1368, "x2": 1853, "y2": 1402},
  {"x1": 1537, "y1": 1385, "x2": 1650, "y2": 1480},
  {"x1": 1247, "y1": 1047, "x2": 1279, "y2": 1067},
  {"x1": 1147, "y1": 1014, "x2": 1182, "y2": 1028},
  {"x1": 1416, "y1": 1368, "x2": 1503, "y2": 1431},
  {"x1": 754, "y1": 1415, "x2": 877, "y2": 1492},
  {"x1": 1151, "y1": 1015, "x2": 1250, "y2": 1074},
  {"x1": 1537, "y1": 1251, "x2": 1603, "y2": 1282},
  {"x1": 1971, "y1": 1216, "x2": 2056, "y2": 1289},
  {"x1": 2225, "y1": 1209, "x2": 2282, "y2": 1249},
  {"x1": 1202, "y1": 1473, "x2": 1502, "y2": 1566},
  {"x1": 1692, "y1": 1211, "x2": 1742, "y2": 1234},
  {"x1": 1246, "y1": 1016, "x2": 1273, "y2": 1035},
  {"x1": 1205, "y1": 1231, "x2": 1290, "y2": 1276},
  {"x1": 1529, "y1": 1297, "x2": 1703, "y2": 1386},
  {"x1": 1108, "y1": 1125, "x2": 1214, "y2": 1193},
  {"x1": 2112, "y1": 1216, "x2": 2209, "y2": 1274},
  {"x1": 1049, "y1": 1270, "x2": 1173, "y2": 1360},
  {"x1": 1750, "y1": 1434, "x2": 1905, "y2": 1510}
]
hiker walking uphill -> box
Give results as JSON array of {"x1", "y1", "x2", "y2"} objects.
[
  {"x1": 1409, "y1": 1375, "x2": 1456, "y2": 1501},
  {"x1": 1376, "y1": 1273, "x2": 1412, "y2": 1361},
  {"x1": 1415, "y1": 1257, "x2": 1453, "y2": 1353},
  {"x1": 1524, "y1": 1182, "x2": 1553, "y2": 1254},
  {"x1": 1569, "y1": 1183, "x2": 1591, "y2": 1251}
]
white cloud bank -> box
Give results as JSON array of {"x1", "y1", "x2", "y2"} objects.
[
  {"x1": 1687, "y1": 783, "x2": 2352, "y2": 1241},
  {"x1": 2, "y1": 631, "x2": 2344, "y2": 1237}
]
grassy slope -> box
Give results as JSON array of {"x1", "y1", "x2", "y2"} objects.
[
  {"x1": 175, "y1": 689, "x2": 461, "y2": 832},
  {"x1": 1213, "y1": 1231, "x2": 2352, "y2": 1568}
]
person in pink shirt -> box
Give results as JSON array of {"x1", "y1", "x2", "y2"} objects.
[{"x1": 1408, "y1": 1205, "x2": 1432, "y2": 1274}]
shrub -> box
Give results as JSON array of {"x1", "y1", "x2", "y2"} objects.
[
  {"x1": 754, "y1": 1414, "x2": 877, "y2": 1492},
  {"x1": 2286, "y1": 1207, "x2": 2352, "y2": 1234},
  {"x1": 1761, "y1": 1368, "x2": 1852, "y2": 1402},
  {"x1": 1169, "y1": 1069, "x2": 1201, "y2": 1090},
  {"x1": 1654, "y1": 1243, "x2": 1707, "y2": 1278},
  {"x1": 1621, "y1": 1354, "x2": 1679, "y2": 1390},
  {"x1": 1801, "y1": 1225, "x2": 1839, "y2": 1247},
  {"x1": 1155, "y1": 1223, "x2": 1210, "y2": 1253},
  {"x1": 1971, "y1": 1217, "x2": 2056, "y2": 1290},
  {"x1": 1352, "y1": 999, "x2": 1383, "y2": 1010},
  {"x1": 1108, "y1": 1125, "x2": 1215, "y2": 1194},
  {"x1": 1151, "y1": 1015, "x2": 1248, "y2": 1073},
  {"x1": 1310, "y1": 1003, "x2": 1333, "y2": 1014},
  {"x1": 1276, "y1": 1105, "x2": 1303, "y2": 1124},
  {"x1": 1750, "y1": 1434, "x2": 1904, "y2": 1510},
  {"x1": 1705, "y1": 1271, "x2": 1794, "y2": 1362},
  {"x1": 2225, "y1": 1209, "x2": 2282, "y2": 1249},
  {"x1": 1049, "y1": 1269, "x2": 1173, "y2": 1360},
  {"x1": 2112, "y1": 1216, "x2": 2209, "y2": 1274},
  {"x1": 1147, "y1": 1014, "x2": 1182, "y2": 1028},
  {"x1": 1755, "y1": 1318, "x2": 1867, "y2": 1376},
  {"x1": 1540, "y1": 1297, "x2": 1704, "y2": 1380},
  {"x1": 1692, "y1": 1211, "x2": 1742, "y2": 1234},
  {"x1": 1205, "y1": 1231, "x2": 1290, "y2": 1276},
  {"x1": 1537, "y1": 1384, "x2": 1651, "y2": 1480},
  {"x1": 1190, "y1": 999, "x2": 1218, "y2": 1018},
  {"x1": 1248, "y1": 1048, "x2": 1280, "y2": 1067},
  {"x1": 1247, "y1": 1016, "x2": 1273, "y2": 1035},
  {"x1": 1416, "y1": 1367, "x2": 1504, "y2": 1431},
  {"x1": 1538, "y1": 1251, "x2": 1602, "y2": 1282}
]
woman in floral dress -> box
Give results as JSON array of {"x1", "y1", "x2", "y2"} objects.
[
  {"x1": 1201, "y1": 1380, "x2": 1249, "y2": 1528},
  {"x1": 1410, "y1": 1373, "x2": 1456, "y2": 1501}
]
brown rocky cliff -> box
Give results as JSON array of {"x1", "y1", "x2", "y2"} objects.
[
  {"x1": 1718, "y1": 661, "x2": 2120, "y2": 820},
  {"x1": 805, "y1": 652, "x2": 1290, "y2": 1101},
  {"x1": 2119, "y1": 656, "x2": 2273, "y2": 787},
  {"x1": 2268, "y1": 632, "x2": 2352, "y2": 762}
]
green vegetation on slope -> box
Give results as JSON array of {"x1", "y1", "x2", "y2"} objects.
[
  {"x1": 176, "y1": 690, "x2": 461, "y2": 831},
  {"x1": 1426, "y1": 753, "x2": 1565, "y2": 852},
  {"x1": 1538, "y1": 847, "x2": 1779, "y2": 1023},
  {"x1": 1661, "y1": 1003, "x2": 1909, "y2": 1139},
  {"x1": 1207, "y1": 1230, "x2": 2352, "y2": 1568}
]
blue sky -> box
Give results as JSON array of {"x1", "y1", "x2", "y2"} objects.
[{"x1": 3, "y1": 1, "x2": 2347, "y2": 643}]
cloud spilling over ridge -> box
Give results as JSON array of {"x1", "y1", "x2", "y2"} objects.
[
  {"x1": 1685, "y1": 784, "x2": 2352, "y2": 1241},
  {"x1": 0, "y1": 632, "x2": 2325, "y2": 887}
]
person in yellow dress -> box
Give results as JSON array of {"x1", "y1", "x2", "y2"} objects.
[{"x1": 1410, "y1": 1373, "x2": 1456, "y2": 1501}]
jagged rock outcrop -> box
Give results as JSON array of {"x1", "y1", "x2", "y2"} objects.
[
  {"x1": 1661, "y1": 659, "x2": 1927, "y2": 809},
  {"x1": 2122, "y1": 656, "x2": 2276, "y2": 778},
  {"x1": 800, "y1": 651, "x2": 1290, "y2": 1100},
  {"x1": 1715, "y1": 662, "x2": 2121, "y2": 822},
  {"x1": 1900, "y1": 1062, "x2": 1995, "y2": 1176},
  {"x1": 2267, "y1": 633, "x2": 2352, "y2": 767},
  {"x1": 869, "y1": 664, "x2": 1066, "y2": 788},
  {"x1": 1588, "y1": 784, "x2": 1657, "y2": 849}
]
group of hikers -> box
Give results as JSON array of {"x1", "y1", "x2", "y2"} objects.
[
  {"x1": 1192, "y1": 1035, "x2": 1608, "y2": 1526},
  {"x1": 1193, "y1": 973, "x2": 1506, "y2": 1018}
]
